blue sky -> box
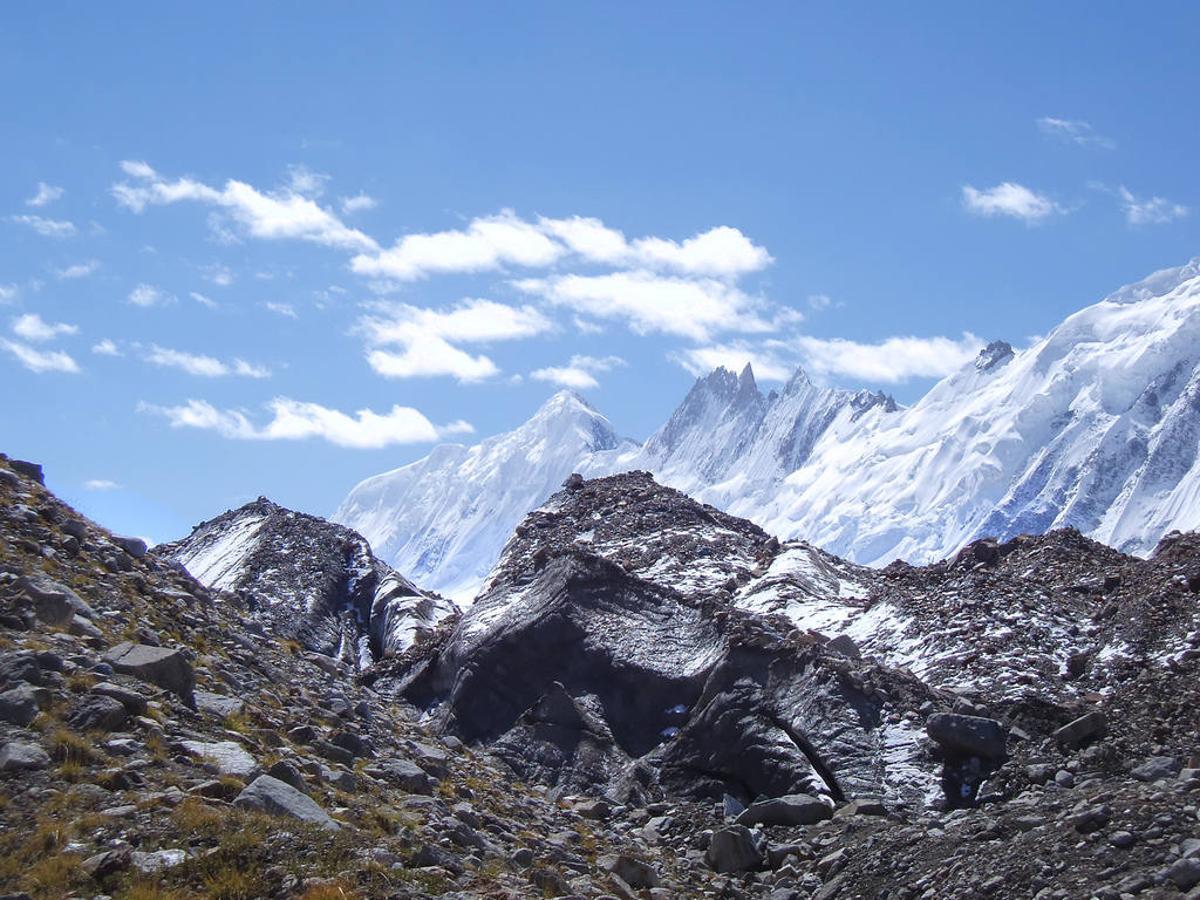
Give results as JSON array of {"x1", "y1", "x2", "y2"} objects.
[{"x1": 2, "y1": 2, "x2": 1198, "y2": 543}]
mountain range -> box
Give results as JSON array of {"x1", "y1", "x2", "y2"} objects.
[{"x1": 337, "y1": 256, "x2": 1200, "y2": 601}]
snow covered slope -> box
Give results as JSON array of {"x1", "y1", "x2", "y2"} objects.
[
  {"x1": 338, "y1": 256, "x2": 1200, "y2": 592},
  {"x1": 334, "y1": 391, "x2": 637, "y2": 600},
  {"x1": 751, "y1": 257, "x2": 1200, "y2": 564},
  {"x1": 157, "y1": 497, "x2": 457, "y2": 665}
]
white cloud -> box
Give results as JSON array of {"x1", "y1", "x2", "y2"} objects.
[
  {"x1": 112, "y1": 161, "x2": 378, "y2": 252},
  {"x1": 58, "y1": 260, "x2": 99, "y2": 279},
  {"x1": 517, "y1": 271, "x2": 769, "y2": 342},
  {"x1": 265, "y1": 301, "x2": 298, "y2": 318},
  {"x1": 145, "y1": 345, "x2": 270, "y2": 378},
  {"x1": 962, "y1": 182, "x2": 1062, "y2": 222},
  {"x1": 352, "y1": 210, "x2": 561, "y2": 281},
  {"x1": 807, "y1": 293, "x2": 834, "y2": 311},
  {"x1": 354, "y1": 212, "x2": 772, "y2": 282},
  {"x1": 13, "y1": 313, "x2": 79, "y2": 342},
  {"x1": 792, "y1": 332, "x2": 985, "y2": 383},
  {"x1": 189, "y1": 291, "x2": 218, "y2": 309},
  {"x1": 340, "y1": 193, "x2": 377, "y2": 214},
  {"x1": 671, "y1": 343, "x2": 794, "y2": 382},
  {"x1": 530, "y1": 354, "x2": 626, "y2": 390},
  {"x1": 1, "y1": 339, "x2": 80, "y2": 373},
  {"x1": 0, "y1": 285, "x2": 16, "y2": 304},
  {"x1": 1037, "y1": 117, "x2": 1115, "y2": 150},
  {"x1": 84, "y1": 479, "x2": 121, "y2": 491},
  {"x1": 26, "y1": 182, "x2": 65, "y2": 207},
  {"x1": 1115, "y1": 186, "x2": 1188, "y2": 225},
  {"x1": 10, "y1": 214, "x2": 77, "y2": 238},
  {"x1": 92, "y1": 339, "x2": 121, "y2": 356},
  {"x1": 140, "y1": 397, "x2": 472, "y2": 449},
  {"x1": 128, "y1": 283, "x2": 171, "y2": 307},
  {"x1": 357, "y1": 298, "x2": 554, "y2": 382}
]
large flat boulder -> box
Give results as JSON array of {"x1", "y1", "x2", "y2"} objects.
[
  {"x1": 103, "y1": 642, "x2": 194, "y2": 707},
  {"x1": 925, "y1": 713, "x2": 1007, "y2": 759},
  {"x1": 234, "y1": 775, "x2": 339, "y2": 830},
  {"x1": 735, "y1": 793, "x2": 832, "y2": 827}
]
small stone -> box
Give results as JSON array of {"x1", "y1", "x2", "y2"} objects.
[
  {"x1": 1164, "y1": 857, "x2": 1200, "y2": 891},
  {"x1": 1054, "y1": 769, "x2": 1075, "y2": 788},
  {"x1": 90, "y1": 682, "x2": 149, "y2": 716},
  {"x1": 366, "y1": 757, "x2": 435, "y2": 795},
  {"x1": 131, "y1": 849, "x2": 188, "y2": 874},
  {"x1": 1068, "y1": 803, "x2": 1111, "y2": 833},
  {"x1": 599, "y1": 853, "x2": 659, "y2": 889},
  {"x1": 267, "y1": 760, "x2": 307, "y2": 792},
  {"x1": 1130, "y1": 756, "x2": 1180, "y2": 782},
  {"x1": 81, "y1": 848, "x2": 131, "y2": 879},
  {"x1": 1109, "y1": 830, "x2": 1135, "y2": 848},
  {"x1": 0, "y1": 685, "x2": 40, "y2": 726}
]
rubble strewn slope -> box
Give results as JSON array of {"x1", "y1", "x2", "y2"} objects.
[{"x1": 0, "y1": 457, "x2": 729, "y2": 899}]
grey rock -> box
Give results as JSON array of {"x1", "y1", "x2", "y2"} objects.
[
  {"x1": 366, "y1": 757, "x2": 436, "y2": 794},
  {"x1": 0, "y1": 652, "x2": 42, "y2": 688},
  {"x1": 0, "y1": 740, "x2": 51, "y2": 771},
  {"x1": 1068, "y1": 803, "x2": 1111, "y2": 833},
  {"x1": 319, "y1": 765, "x2": 357, "y2": 792},
  {"x1": 599, "y1": 854, "x2": 659, "y2": 889},
  {"x1": 90, "y1": 682, "x2": 149, "y2": 715},
  {"x1": 180, "y1": 740, "x2": 258, "y2": 779},
  {"x1": 1165, "y1": 858, "x2": 1200, "y2": 891},
  {"x1": 0, "y1": 685, "x2": 40, "y2": 726},
  {"x1": 736, "y1": 794, "x2": 832, "y2": 827},
  {"x1": 835, "y1": 798, "x2": 887, "y2": 818},
  {"x1": 66, "y1": 695, "x2": 128, "y2": 732},
  {"x1": 1054, "y1": 769, "x2": 1075, "y2": 788},
  {"x1": 130, "y1": 849, "x2": 188, "y2": 873},
  {"x1": 18, "y1": 575, "x2": 94, "y2": 625},
  {"x1": 705, "y1": 825, "x2": 764, "y2": 873},
  {"x1": 104, "y1": 642, "x2": 194, "y2": 706},
  {"x1": 194, "y1": 689, "x2": 244, "y2": 719},
  {"x1": 826, "y1": 634, "x2": 861, "y2": 659},
  {"x1": 925, "y1": 713, "x2": 1007, "y2": 759},
  {"x1": 114, "y1": 535, "x2": 148, "y2": 558},
  {"x1": 81, "y1": 848, "x2": 131, "y2": 878},
  {"x1": 10, "y1": 459, "x2": 44, "y2": 483},
  {"x1": 1130, "y1": 756, "x2": 1180, "y2": 782},
  {"x1": 267, "y1": 760, "x2": 307, "y2": 792},
  {"x1": 234, "y1": 774, "x2": 340, "y2": 829},
  {"x1": 1053, "y1": 711, "x2": 1107, "y2": 747}
]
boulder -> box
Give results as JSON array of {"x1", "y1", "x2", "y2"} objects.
[
  {"x1": 18, "y1": 575, "x2": 93, "y2": 626},
  {"x1": 67, "y1": 695, "x2": 128, "y2": 732},
  {"x1": 90, "y1": 682, "x2": 149, "y2": 716},
  {"x1": 10, "y1": 459, "x2": 44, "y2": 483},
  {"x1": 0, "y1": 685, "x2": 40, "y2": 726},
  {"x1": 366, "y1": 757, "x2": 436, "y2": 795},
  {"x1": 194, "y1": 690, "x2": 244, "y2": 719},
  {"x1": 1130, "y1": 756, "x2": 1180, "y2": 782},
  {"x1": 925, "y1": 713, "x2": 1007, "y2": 759},
  {"x1": 234, "y1": 775, "x2": 340, "y2": 830},
  {"x1": 1053, "y1": 711, "x2": 1107, "y2": 747},
  {"x1": 705, "y1": 825, "x2": 764, "y2": 873},
  {"x1": 0, "y1": 652, "x2": 42, "y2": 688},
  {"x1": 599, "y1": 853, "x2": 659, "y2": 889},
  {"x1": 180, "y1": 740, "x2": 258, "y2": 779},
  {"x1": 0, "y1": 740, "x2": 51, "y2": 772},
  {"x1": 267, "y1": 760, "x2": 307, "y2": 792},
  {"x1": 736, "y1": 794, "x2": 832, "y2": 827},
  {"x1": 104, "y1": 642, "x2": 194, "y2": 706},
  {"x1": 114, "y1": 535, "x2": 148, "y2": 559}
]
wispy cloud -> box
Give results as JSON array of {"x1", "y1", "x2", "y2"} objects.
[
  {"x1": 340, "y1": 193, "x2": 377, "y2": 214},
  {"x1": 264, "y1": 301, "x2": 297, "y2": 318},
  {"x1": 26, "y1": 182, "x2": 65, "y2": 207},
  {"x1": 140, "y1": 397, "x2": 473, "y2": 449},
  {"x1": 92, "y1": 339, "x2": 121, "y2": 356},
  {"x1": 530, "y1": 354, "x2": 626, "y2": 390},
  {"x1": 189, "y1": 291, "x2": 218, "y2": 309},
  {"x1": 517, "y1": 271, "x2": 770, "y2": 342},
  {"x1": 145, "y1": 345, "x2": 270, "y2": 378},
  {"x1": 58, "y1": 260, "x2": 100, "y2": 279},
  {"x1": 10, "y1": 214, "x2": 77, "y2": 238},
  {"x1": 1037, "y1": 116, "x2": 1115, "y2": 150},
  {"x1": 83, "y1": 479, "x2": 122, "y2": 491},
  {"x1": 357, "y1": 298, "x2": 553, "y2": 382},
  {"x1": 1114, "y1": 185, "x2": 1188, "y2": 225},
  {"x1": 1, "y1": 339, "x2": 80, "y2": 373},
  {"x1": 112, "y1": 161, "x2": 378, "y2": 252},
  {"x1": 203, "y1": 264, "x2": 235, "y2": 286},
  {"x1": 128, "y1": 283, "x2": 171, "y2": 307},
  {"x1": 962, "y1": 182, "x2": 1063, "y2": 222},
  {"x1": 0, "y1": 285, "x2": 16, "y2": 304},
  {"x1": 792, "y1": 332, "x2": 985, "y2": 383},
  {"x1": 13, "y1": 313, "x2": 79, "y2": 342}
]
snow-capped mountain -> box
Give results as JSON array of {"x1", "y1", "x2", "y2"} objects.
[
  {"x1": 337, "y1": 256, "x2": 1200, "y2": 595},
  {"x1": 334, "y1": 391, "x2": 637, "y2": 600},
  {"x1": 156, "y1": 497, "x2": 457, "y2": 666}
]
